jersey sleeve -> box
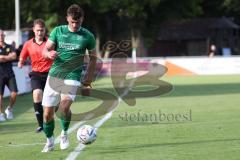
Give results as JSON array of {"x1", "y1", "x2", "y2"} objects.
[
  {"x1": 19, "y1": 41, "x2": 29, "y2": 61},
  {"x1": 48, "y1": 27, "x2": 58, "y2": 44},
  {"x1": 87, "y1": 32, "x2": 96, "y2": 51}
]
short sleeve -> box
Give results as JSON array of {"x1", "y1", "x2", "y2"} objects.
[
  {"x1": 19, "y1": 41, "x2": 29, "y2": 61},
  {"x1": 49, "y1": 27, "x2": 58, "y2": 44},
  {"x1": 87, "y1": 33, "x2": 96, "y2": 51}
]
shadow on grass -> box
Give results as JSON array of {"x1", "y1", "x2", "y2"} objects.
[
  {"x1": 170, "y1": 82, "x2": 240, "y2": 97},
  {"x1": 2, "y1": 82, "x2": 239, "y2": 125},
  {"x1": 99, "y1": 117, "x2": 192, "y2": 129},
  {"x1": 0, "y1": 121, "x2": 38, "y2": 134},
  {"x1": 94, "y1": 138, "x2": 240, "y2": 154},
  {"x1": 77, "y1": 82, "x2": 240, "y2": 103}
]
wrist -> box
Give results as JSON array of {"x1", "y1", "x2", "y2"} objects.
[
  {"x1": 82, "y1": 83, "x2": 92, "y2": 88},
  {"x1": 19, "y1": 60, "x2": 24, "y2": 65},
  {"x1": 19, "y1": 58, "x2": 24, "y2": 63}
]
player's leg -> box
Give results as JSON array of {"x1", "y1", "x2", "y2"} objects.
[
  {"x1": 30, "y1": 72, "x2": 46, "y2": 132},
  {"x1": 41, "y1": 76, "x2": 60, "y2": 152},
  {"x1": 8, "y1": 91, "x2": 17, "y2": 108},
  {"x1": 41, "y1": 106, "x2": 55, "y2": 152},
  {"x1": 43, "y1": 107, "x2": 55, "y2": 138},
  {"x1": 59, "y1": 96, "x2": 72, "y2": 132},
  {"x1": 59, "y1": 79, "x2": 80, "y2": 131},
  {"x1": 0, "y1": 94, "x2": 3, "y2": 113},
  {"x1": 0, "y1": 94, "x2": 5, "y2": 122},
  {"x1": 58, "y1": 95, "x2": 72, "y2": 150},
  {"x1": 58, "y1": 80, "x2": 80, "y2": 150},
  {"x1": 33, "y1": 89, "x2": 44, "y2": 132},
  {"x1": 0, "y1": 77, "x2": 6, "y2": 121},
  {"x1": 5, "y1": 76, "x2": 18, "y2": 120}
]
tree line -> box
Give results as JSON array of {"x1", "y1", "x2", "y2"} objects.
[{"x1": 1, "y1": 0, "x2": 240, "y2": 56}]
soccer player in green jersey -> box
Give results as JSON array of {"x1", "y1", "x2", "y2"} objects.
[{"x1": 41, "y1": 4, "x2": 97, "y2": 152}]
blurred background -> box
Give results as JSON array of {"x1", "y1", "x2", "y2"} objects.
[
  {"x1": 1, "y1": 0, "x2": 240, "y2": 57},
  {"x1": 1, "y1": 2, "x2": 240, "y2": 160}
]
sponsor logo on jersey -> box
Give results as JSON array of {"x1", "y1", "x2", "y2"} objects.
[
  {"x1": 61, "y1": 34, "x2": 68, "y2": 38},
  {"x1": 59, "y1": 42, "x2": 81, "y2": 50}
]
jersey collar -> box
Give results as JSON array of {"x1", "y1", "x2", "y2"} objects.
[
  {"x1": 33, "y1": 37, "x2": 47, "y2": 45},
  {"x1": 67, "y1": 26, "x2": 82, "y2": 32}
]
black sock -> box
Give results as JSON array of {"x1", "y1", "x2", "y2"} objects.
[{"x1": 34, "y1": 102, "x2": 43, "y2": 128}]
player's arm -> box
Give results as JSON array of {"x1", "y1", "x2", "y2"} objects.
[
  {"x1": 18, "y1": 43, "x2": 29, "y2": 68},
  {"x1": 82, "y1": 49, "x2": 97, "y2": 88},
  {"x1": 0, "y1": 51, "x2": 17, "y2": 62},
  {"x1": 42, "y1": 40, "x2": 57, "y2": 60},
  {"x1": 0, "y1": 55, "x2": 6, "y2": 62},
  {"x1": 18, "y1": 57, "x2": 25, "y2": 68}
]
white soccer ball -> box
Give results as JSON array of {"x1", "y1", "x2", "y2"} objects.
[{"x1": 77, "y1": 125, "x2": 97, "y2": 144}]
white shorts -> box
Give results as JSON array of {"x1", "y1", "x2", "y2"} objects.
[{"x1": 42, "y1": 76, "x2": 81, "y2": 107}]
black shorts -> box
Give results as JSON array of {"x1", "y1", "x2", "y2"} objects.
[
  {"x1": 29, "y1": 72, "x2": 48, "y2": 90},
  {"x1": 0, "y1": 75, "x2": 18, "y2": 95}
]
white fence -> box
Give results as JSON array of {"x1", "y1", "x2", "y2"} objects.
[
  {"x1": 4, "y1": 56, "x2": 240, "y2": 97},
  {"x1": 101, "y1": 56, "x2": 240, "y2": 76},
  {"x1": 3, "y1": 65, "x2": 32, "y2": 97}
]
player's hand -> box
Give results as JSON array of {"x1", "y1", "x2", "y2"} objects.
[
  {"x1": 47, "y1": 51, "x2": 58, "y2": 60},
  {"x1": 0, "y1": 55, "x2": 6, "y2": 62},
  {"x1": 18, "y1": 61, "x2": 23, "y2": 68},
  {"x1": 81, "y1": 83, "x2": 92, "y2": 96},
  {"x1": 82, "y1": 83, "x2": 92, "y2": 89}
]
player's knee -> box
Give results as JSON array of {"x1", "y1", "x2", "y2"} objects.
[
  {"x1": 44, "y1": 113, "x2": 54, "y2": 122},
  {"x1": 43, "y1": 108, "x2": 54, "y2": 122},
  {"x1": 61, "y1": 97, "x2": 72, "y2": 107},
  {"x1": 11, "y1": 92, "x2": 17, "y2": 98},
  {"x1": 33, "y1": 89, "x2": 43, "y2": 102}
]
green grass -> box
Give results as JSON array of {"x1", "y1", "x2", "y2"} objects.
[{"x1": 1, "y1": 75, "x2": 240, "y2": 160}]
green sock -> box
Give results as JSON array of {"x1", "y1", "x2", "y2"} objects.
[
  {"x1": 43, "y1": 120, "x2": 55, "y2": 138},
  {"x1": 60, "y1": 112, "x2": 71, "y2": 132}
]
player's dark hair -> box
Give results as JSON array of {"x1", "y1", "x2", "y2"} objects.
[
  {"x1": 33, "y1": 19, "x2": 45, "y2": 27},
  {"x1": 67, "y1": 4, "x2": 84, "y2": 20}
]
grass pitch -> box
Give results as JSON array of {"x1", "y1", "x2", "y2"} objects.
[{"x1": 0, "y1": 75, "x2": 240, "y2": 160}]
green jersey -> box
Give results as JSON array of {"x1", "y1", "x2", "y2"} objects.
[{"x1": 48, "y1": 25, "x2": 96, "y2": 80}]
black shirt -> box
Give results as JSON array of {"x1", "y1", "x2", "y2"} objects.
[{"x1": 0, "y1": 43, "x2": 15, "y2": 77}]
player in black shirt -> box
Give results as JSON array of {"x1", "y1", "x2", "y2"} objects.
[{"x1": 0, "y1": 29, "x2": 18, "y2": 121}]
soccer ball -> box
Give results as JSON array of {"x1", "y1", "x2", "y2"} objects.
[{"x1": 77, "y1": 125, "x2": 97, "y2": 144}]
